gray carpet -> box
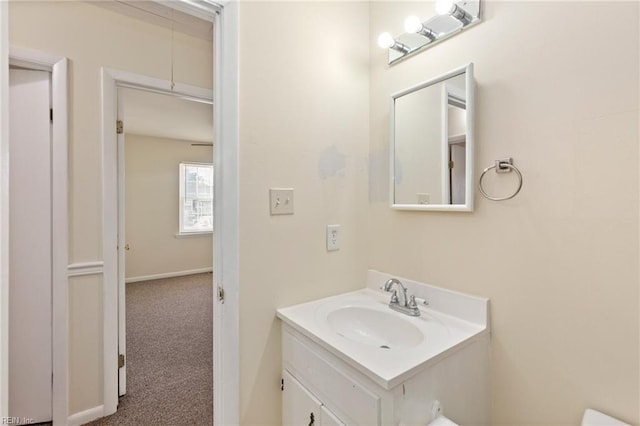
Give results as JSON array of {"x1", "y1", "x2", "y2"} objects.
[{"x1": 86, "y1": 273, "x2": 213, "y2": 425}]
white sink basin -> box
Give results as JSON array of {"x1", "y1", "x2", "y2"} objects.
[
  {"x1": 327, "y1": 306, "x2": 424, "y2": 348},
  {"x1": 277, "y1": 286, "x2": 488, "y2": 389}
]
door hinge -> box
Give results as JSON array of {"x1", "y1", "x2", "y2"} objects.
[
  {"x1": 449, "y1": 160, "x2": 454, "y2": 169},
  {"x1": 281, "y1": 378, "x2": 284, "y2": 391},
  {"x1": 50, "y1": 108, "x2": 53, "y2": 122},
  {"x1": 116, "y1": 120, "x2": 123, "y2": 134},
  {"x1": 118, "y1": 354, "x2": 125, "y2": 369},
  {"x1": 217, "y1": 286, "x2": 225, "y2": 303}
]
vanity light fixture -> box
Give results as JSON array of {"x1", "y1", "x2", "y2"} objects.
[
  {"x1": 404, "y1": 16, "x2": 438, "y2": 41},
  {"x1": 380, "y1": 0, "x2": 481, "y2": 65},
  {"x1": 378, "y1": 32, "x2": 411, "y2": 54},
  {"x1": 435, "y1": 0, "x2": 474, "y2": 25}
]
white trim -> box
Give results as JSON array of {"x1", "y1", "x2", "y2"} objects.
[
  {"x1": 0, "y1": 1, "x2": 9, "y2": 418},
  {"x1": 116, "y1": 89, "x2": 126, "y2": 396},
  {"x1": 67, "y1": 405, "x2": 104, "y2": 426},
  {"x1": 50, "y1": 56, "x2": 69, "y2": 426},
  {"x1": 67, "y1": 262, "x2": 105, "y2": 278},
  {"x1": 441, "y1": 85, "x2": 450, "y2": 204},
  {"x1": 175, "y1": 231, "x2": 213, "y2": 238},
  {"x1": 125, "y1": 268, "x2": 213, "y2": 283},
  {"x1": 156, "y1": 0, "x2": 216, "y2": 22},
  {"x1": 106, "y1": 68, "x2": 212, "y2": 102},
  {"x1": 9, "y1": 46, "x2": 60, "y2": 71},
  {"x1": 213, "y1": 3, "x2": 240, "y2": 425},
  {"x1": 101, "y1": 68, "x2": 119, "y2": 417},
  {"x1": 7, "y1": 47, "x2": 69, "y2": 426},
  {"x1": 465, "y1": 64, "x2": 475, "y2": 212}
]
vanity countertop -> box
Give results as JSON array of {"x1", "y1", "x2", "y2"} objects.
[{"x1": 277, "y1": 275, "x2": 489, "y2": 390}]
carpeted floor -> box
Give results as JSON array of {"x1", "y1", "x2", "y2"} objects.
[{"x1": 86, "y1": 273, "x2": 213, "y2": 425}]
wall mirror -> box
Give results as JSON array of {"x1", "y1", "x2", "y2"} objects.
[{"x1": 390, "y1": 63, "x2": 474, "y2": 211}]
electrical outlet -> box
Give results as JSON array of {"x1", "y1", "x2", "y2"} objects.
[
  {"x1": 326, "y1": 225, "x2": 340, "y2": 251},
  {"x1": 269, "y1": 188, "x2": 294, "y2": 215}
]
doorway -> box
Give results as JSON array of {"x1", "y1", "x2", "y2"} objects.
[
  {"x1": 91, "y1": 87, "x2": 214, "y2": 424},
  {"x1": 98, "y1": 2, "x2": 240, "y2": 423}
]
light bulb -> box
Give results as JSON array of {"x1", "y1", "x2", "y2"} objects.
[
  {"x1": 435, "y1": 0, "x2": 455, "y2": 15},
  {"x1": 404, "y1": 15, "x2": 423, "y2": 34},
  {"x1": 377, "y1": 32, "x2": 395, "y2": 49}
]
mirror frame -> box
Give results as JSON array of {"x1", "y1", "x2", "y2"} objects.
[{"x1": 390, "y1": 62, "x2": 474, "y2": 212}]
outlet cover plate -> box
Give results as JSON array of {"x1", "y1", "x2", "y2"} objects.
[
  {"x1": 327, "y1": 224, "x2": 340, "y2": 251},
  {"x1": 270, "y1": 188, "x2": 294, "y2": 215}
]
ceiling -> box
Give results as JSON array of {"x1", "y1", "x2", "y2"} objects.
[
  {"x1": 91, "y1": 0, "x2": 213, "y2": 41},
  {"x1": 120, "y1": 88, "x2": 213, "y2": 143}
]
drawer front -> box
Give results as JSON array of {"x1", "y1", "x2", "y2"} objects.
[{"x1": 283, "y1": 328, "x2": 381, "y2": 426}]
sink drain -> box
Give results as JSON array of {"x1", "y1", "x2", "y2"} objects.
[{"x1": 379, "y1": 345, "x2": 391, "y2": 349}]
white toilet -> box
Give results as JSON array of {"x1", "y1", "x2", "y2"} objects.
[{"x1": 582, "y1": 409, "x2": 630, "y2": 426}]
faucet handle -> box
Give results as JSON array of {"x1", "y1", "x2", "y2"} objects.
[
  {"x1": 389, "y1": 290, "x2": 399, "y2": 304},
  {"x1": 408, "y1": 295, "x2": 418, "y2": 309},
  {"x1": 413, "y1": 296, "x2": 429, "y2": 306}
]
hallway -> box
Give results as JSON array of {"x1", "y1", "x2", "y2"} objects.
[{"x1": 87, "y1": 273, "x2": 213, "y2": 425}]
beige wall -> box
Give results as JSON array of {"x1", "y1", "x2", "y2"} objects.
[
  {"x1": 369, "y1": 1, "x2": 639, "y2": 424},
  {"x1": 9, "y1": 1, "x2": 212, "y2": 414},
  {"x1": 125, "y1": 134, "x2": 212, "y2": 280},
  {"x1": 238, "y1": 2, "x2": 370, "y2": 424}
]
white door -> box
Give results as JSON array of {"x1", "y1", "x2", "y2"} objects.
[
  {"x1": 8, "y1": 68, "x2": 52, "y2": 424},
  {"x1": 450, "y1": 142, "x2": 466, "y2": 204},
  {"x1": 282, "y1": 370, "x2": 322, "y2": 426}
]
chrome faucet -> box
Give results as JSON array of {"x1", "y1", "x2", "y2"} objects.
[{"x1": 383, "y1": 278, "x2": 420, "y2": 317}]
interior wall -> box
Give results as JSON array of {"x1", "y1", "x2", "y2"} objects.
[
  {"x1": 369, "y1": 1, "x2": 639, "y2": 424},
  {"x1": 125, "y1": 134, "x2": 213, "y2": 280},
  {"x1": 8, "y1": 1, "x2": 212, "y2": 415},
  {"x1": 237, "y1": 2, "x2": 370, "y2": 424}
]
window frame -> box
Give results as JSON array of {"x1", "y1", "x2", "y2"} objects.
[{"x1": 178, "y1": 161, "x2": 214, "y2": 236}]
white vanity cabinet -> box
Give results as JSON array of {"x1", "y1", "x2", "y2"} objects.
[
  {"x1": 278, "y1": 271, "x2": 491, "y2": 426},
  {"x1": 282, "y1": 370, "x2": 345, "y2": 426},
  {"x1": 282, "y1": 326, "x2": 382, "y2": 426},
  {"x1": 282, "y1": 324, "x2": 490, "y2": 426}
]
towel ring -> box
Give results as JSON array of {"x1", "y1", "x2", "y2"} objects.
[{"x1": 479, "y1": 158, "x2": 523, "y2": 201}]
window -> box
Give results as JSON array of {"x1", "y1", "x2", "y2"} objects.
[{"x1": 179, "y1": 162, "x2": 213, "y2": 234}]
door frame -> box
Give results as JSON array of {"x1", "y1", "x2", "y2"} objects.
[
  {"x1": 0, "y1": 2, "x2": 9, "y2": 417},
  {"x1": 6, "y1": 45, "x2": 69, "y2": 426},
  {"x1": 101, "y1": 2, "x2": 239, "y2": 423}
]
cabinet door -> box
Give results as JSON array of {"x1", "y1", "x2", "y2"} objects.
[
  {"x1": 320, "y1": 405, "x2": 346, "y2": 426},
  {"x1": 283, "y1": 370, "x2": 321, "y2": 426}
]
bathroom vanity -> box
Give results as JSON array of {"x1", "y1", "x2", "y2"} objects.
[{"x1": 276, "y1": 270, "x2": 490, "y2": 426}]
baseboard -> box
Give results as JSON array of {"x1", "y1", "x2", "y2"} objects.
[
  {"x1": 67, "y1": 405, "x2": 104, "y2": 426},
  {"x1": 126, "y1": 267, "x2": 213, "y2": 283}
]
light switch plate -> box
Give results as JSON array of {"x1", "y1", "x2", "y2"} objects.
[
  {"x1": 269, "y1": 188, "x2": 294, "y2": 215},
  {"x1": 327, "y1": 224, "x2": 340, "y2": 251}
]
